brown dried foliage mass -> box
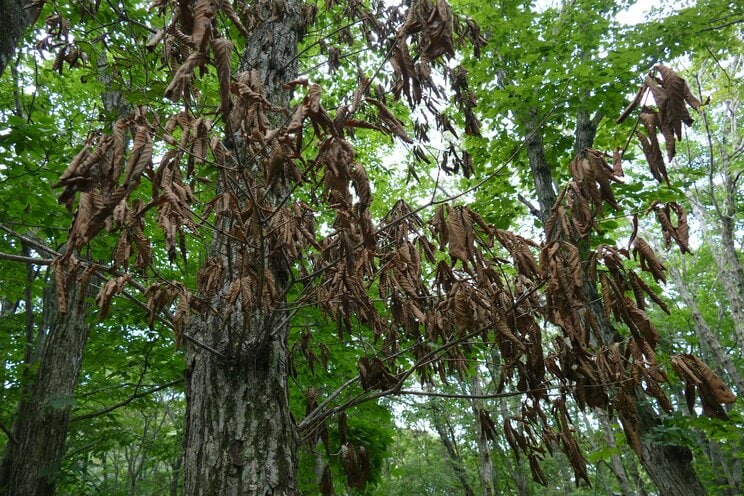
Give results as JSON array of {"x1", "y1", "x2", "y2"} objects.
[
  {"x1": 48, "y1": 7, "x2": 731, "y2": 488},
  {"x1": 618, "y1": 65, "x2": 707, "y2": 183}
]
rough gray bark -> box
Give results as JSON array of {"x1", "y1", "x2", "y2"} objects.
[
  {"x1": 181, "y1": 1, "x2": 303, "y2": 494},
  {"x1": 525, "y1": 110, "x2": 557, "y2": 227},
  {"x1": 0, "y1": 277, "x2": 91, "y2": 496},
  {"x1": 0, "y1": 0, "x2": 28, "y2": 77},
  {"x1": 0, "y1": 0, "x2": 42, "y2": 77},
  {"x1": 637, "y1": 400, "x2": 708, "y2": 496},
  {"x1": 522, "y1": 111, "x2": 706, "y2": 495},
  {"x1": 573, "y1": 109, "x2": 602, "y2": 155}
]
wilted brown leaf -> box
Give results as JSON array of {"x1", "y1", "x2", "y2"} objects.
[
  {"x1": 365, "y1": 97, "x2": 413, "y2": 143},
  {"x1": 633, "y1": 237, "x2": 666, "y2": 283},
  {"x1": 96, "y1": 274, "x2": 131, "y2": 321},
  {"x1": 212, "y1": 38, "x2": 233, "y2": 116}
]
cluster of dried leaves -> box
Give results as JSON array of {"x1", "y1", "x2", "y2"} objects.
[
  {"x1": 48, "y1": 0, "x2": 733, "y2": 489},
  {"x1": 618, "y1": 64, "x2": 707, "y2": 184}
]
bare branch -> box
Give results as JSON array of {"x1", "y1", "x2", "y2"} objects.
[{"x1": 71, "y1": 379, "x2": 182, "y2": 422}]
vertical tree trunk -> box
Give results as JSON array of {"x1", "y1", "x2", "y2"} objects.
[
  {"x1": 525, "y1": 110, "x2": 557, "y2": 227},
  {"x1": 181, "y1": 1, "x2": 303, "y2": 494},
  {"x1": 0, "y1": 0, "x2": 40, "y2": 77},
  {"x1": 169, "y1": 453, "x2": 182, "y2": 496},
  {"x1": 469, "y1": 376, "x2": 496, "y2": 496},
  {"x1": 597, "y1": 410, "x2": 634, "y2": 496},
  {"x1": 636, "y1": 400, "x2": 708, "y2": 496},
  {"x1": 670, "y1": 264, "x2": 744, "y2": 393},
  {"x1": 496, "y1": 398, "x2": 528, "y2": 496},
  {"x1": 690, "y1": 189, "x2": 744, "y2": 351},
  {"x1": 0, "y1": 277, "x2": 91, "y2": 496},
  {"x1": 429, "y1": 400, "x2": 476, "y2": 496},
  {"x1": 717, "y1": 169, "x2": 744, "y2": 340},
  {"x1": 693, "y1": 86, "x2": 744, "y2": 350},
  {"x1": 627, "y1": 453, "x2": 650, "y2": 496}
]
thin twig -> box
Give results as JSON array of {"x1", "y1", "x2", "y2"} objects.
[{"x1": 71, "y1": 380, "x2": 182, "y2": 422}]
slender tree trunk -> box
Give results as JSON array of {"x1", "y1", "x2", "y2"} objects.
[
  {"x1": 469, "y1": 376, "x2": 496, "y2": 496},
  {"x1": 429, "y1": 400, "x2": 476, "y2": 496},
  {"x1": 597, "y1": 410, "x2": 634, "y2": 496},
  {"x1": 718, "y1": 166, "x2": 744, "y2": 332},
  {"x1": 670, "y1": 262, "x2": 743, "y2": 494},
  {"x1": 670, "y1": 264, "x2": 744, "y2": 393},
  {"x1": 0, "y1": 0, "x2": 41, "y2": 77},
  {"x1": 496, "y1": 398, "x2": 528, "y2": 496},
  {"x1": 627, "y1": 453, "x2": 649, "y2": 496},
  {"x1": 525, "y1": 110, "x2": 557, "y2": 227},
  {"x1": 690, "y1": 190, "x2": 744, "y2": 351},
  {"x1": 181, "y1": 1, "x2": 303, "y2": 494},
  {"x1": 0, "y1": 276, "x2": 91, "y2": 495},
  {"x1": 688, "y1": 79, "x2": 744, "y2": 349},
  {"x1": 169, "y1": 453, "x2": 182, "y2": 496}
]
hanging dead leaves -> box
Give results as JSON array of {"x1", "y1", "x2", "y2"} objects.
[
  {"x1": 618, "y1": 64, "x2": 708, "y2": 183},
  {"x1": 647, "y1": 200, "x2": 692, "y2": 254},
  {"x1": 672, "y1": 354, "x2": 737, "y2": 420},
  {"x1": 46, "y1": 2, "x2": 738, "y2": 490},
  {"x1": 54, "y1": 108, "x2": 155, "y2": 264}
]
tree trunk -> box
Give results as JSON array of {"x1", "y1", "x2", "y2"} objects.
[
  {"x1": 598, "y1": 410, "x2": 634, "y2": 496},
  {"x1": 717, "y1": 164, "x2": 744, "y2": 344},
  {"x1": 573, "y1": 109, "x2": 602, "y2": 155},
  {"x1": 496, "y1": 398, "x2": 528, "y2": 496},
  {"x1": 469, "y1": 376, "x2": 496, "y2": 496},
  {"x1": 169, "y1": 453, "x2": 182, "y2": 496},
  {"x1": 627, "y1": 453, "x2": 649, "y2": 496},
  {"x1": 181, "y1": 1, "x2": 303, "y2": 494},
  {"x1": 429, "y1": 400, "x2": 476, "y2": 496},
  {"x1": 637, "y1": 400, "x2": 707, "y2": 496},
  {"x1": 0, "y1": 0, "x2": 40, "y2": 77},
  {"x1": 525, "y1": 110, "x2": 557, "y2": 227},
  {"x1": 0, "y1": 276, "x2": 91, "y2": 496},
  {"x1": 670, "y1": 263, "x2": 743, "y2": 494},
  {"x1": 690, "y1": 187, "x2": 744, "y2": 351}
]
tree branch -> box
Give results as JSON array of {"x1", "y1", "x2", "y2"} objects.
[
  {"x1": 0, "y1": 419, "x2": 17, "y2": 445},
  {"x1": 71, "y1": 380, "x2": 182, "y2": 422},
  {"x1": 698, "y1": 18, "x2": 744, "y2": 33},
  {"x1": 0, "y1": 251, "x2": 53, "y2": 265},
  {"x1": 517, "y1": 194, "x2": 541, "y2": 219}
]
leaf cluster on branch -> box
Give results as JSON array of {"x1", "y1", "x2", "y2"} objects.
[{"x1": 618, "y1": 64, "x2": 708, "y2": 184}]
